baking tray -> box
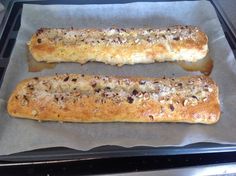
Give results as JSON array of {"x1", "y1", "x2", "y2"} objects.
[{"x1": 0, "y1": 0, "x2": 236, "y2": 164}]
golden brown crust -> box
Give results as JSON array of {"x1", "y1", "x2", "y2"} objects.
[
  {"x1": 28, "y1": 25, "x2": 208, "y2": 65},
  {"x1": 7, "y1": 74, "x2": 220, "y2": 124}
]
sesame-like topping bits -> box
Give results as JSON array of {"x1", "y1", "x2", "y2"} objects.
[
  {"x1": 178, "y1": 83, "x2": 183, "y2": 87},
  {"x1": 127, "y1": 96, "x2": 134, "y2": 104},
  {"x1": 37, "y1": 38, "x2": 42, "y2": 43},
  {"x1": 37, "y1": 26, "x2": 201, "y2": 47},
  {"x1": 149, "y1": 115, "x2": 154, "y2": 120},
  {"x1": 91, "y1": 82, "x2": 97, "y2": 88},
  {"x1": 95, "y1": 88, "x2": 101, "y2": 93},
  {"x1": 32, "y1": 110, "x2": 38, "y2": 116},
  {"x1": 16, "y1": 74, "x2": 213, "y2": 113},
  {"x1": 63, "y1": 76, "x2": 69, "y2": 82},
  {"x1": 192, "y1": 95, "x2": 198, "y2": 100},
  {"x1": 173, "y1": 36, "x2": 180, "y2": 41},
  {"x1": 183, "y1": 99, "x2": 188, "y2": 106},
  {"x1": 169, "y1": 104, "x2": 175, "y2": 111},
  {"x1": 139, "y1": 80, "x2": 146, "y2": 85},
  {"x1": 104, "y1": 87, "x2": 111, "y2": 91},
  {"x1": 132, "y1": 89, "x2": 139, "y2": 96}
]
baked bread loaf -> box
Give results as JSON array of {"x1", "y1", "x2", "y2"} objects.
[
  {"x1": 28, "y1": 25, "x2": 208, "y2": 66},
  {"x1": 8, "y1": 74, "x2": 220, "y2": 124}
]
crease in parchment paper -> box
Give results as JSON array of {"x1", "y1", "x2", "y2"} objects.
[
  {"x1": 210, "y1": 36, "x2": 225, "y2": 44},
  {"x1": 0, "y1": 1, "x2": 236, "y2": 155}
]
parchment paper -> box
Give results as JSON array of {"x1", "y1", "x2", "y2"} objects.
[{"x1": 1, "y1": 1, "x2": 236, "y2": 155}]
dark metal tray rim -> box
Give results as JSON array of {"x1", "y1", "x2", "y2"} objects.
[{"x1": 2, "y1": 143, "x2": 236, "y2": 163}]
